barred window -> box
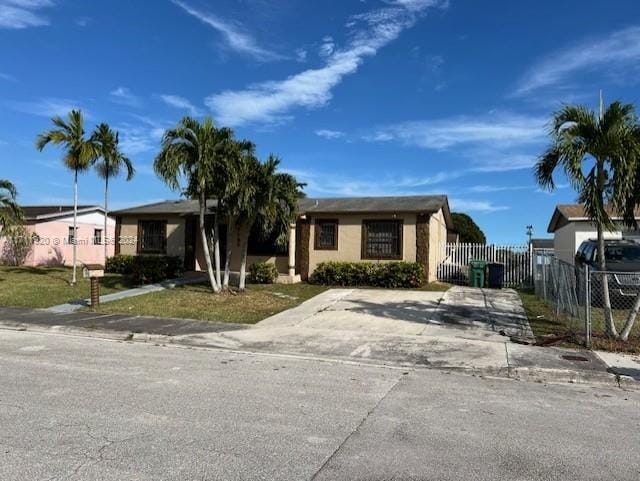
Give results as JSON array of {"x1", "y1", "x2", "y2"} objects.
[
  {"x1": 137, "y1": 220, "x2": 167, "y2": 253},
  {"x1": 93, "y1": 229, "x2": 102, "y2": 245},
  {"x1": 315, "y1": 219, "x2": 338, "y2": 250},
  {"x1": 68, "y1": 226, "x2": 77, "y2": 244},
  {"x1": 362, "y1": 220, "x2": 402, "y2": 259}
]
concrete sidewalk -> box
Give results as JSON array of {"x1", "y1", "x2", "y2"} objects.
[{"x1": 45, "y1": 273, "x2": 208, "y2": 313}]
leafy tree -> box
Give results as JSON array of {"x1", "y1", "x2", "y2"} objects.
[
  {"x1": 154, "y1": 116, "x2": 224, "y2": 293},
  {"x1": 230, "y1": 155, "x2": 300, "y2": 291},
  {"x1": 92, "y1": 123, "x2": 135, "y2": 262},
  {"x1": 0, "y1": 179, "x2": 21, "y2": 231},
  {"x1": 1, "y1": 224, "x2": 33, "y2": 266},
  {"x1": 451, "y1": 213, "x2": 486, "y2": 244},
  {"x1": 36, "y1": 110, "x2": 98, "y2": 285},
  {"x1": 535, "y1": 100, "x2": 640, "y2": 340}
]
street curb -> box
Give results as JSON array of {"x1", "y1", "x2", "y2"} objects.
[{"x1": 1, "y1": 320, "x2": 637, "y2": 391}]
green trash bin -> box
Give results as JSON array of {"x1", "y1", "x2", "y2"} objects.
[{"x1": 469, "y1": 260, "x2": 487, "y2": 288}]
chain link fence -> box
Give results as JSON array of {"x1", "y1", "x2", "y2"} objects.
[{"x1": 533, "y1": 249, "x2": 640, "y2": 348}]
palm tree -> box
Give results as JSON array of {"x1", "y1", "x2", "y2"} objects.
[
  {"x1": 155, "y1": 116, "x2": 224, "y2": 293},
  {"x1": 36, "y1": 110, "x2": 97, "y2": 285},
  {"x1": 535, "y1": 100, "x2": 640, "y2": 340},
  {"x1": 92, "y1": 123, "x2": 135, "y2": 262},
  {"x1": 0, "y1": 179, "x2": 22, "y2": 231},
  {"x1": 221, "y1": 139, "x2": 256, "y2": 289},
  {"x1": 235, "y1": 155, "x2": 300, "y2": 291}
]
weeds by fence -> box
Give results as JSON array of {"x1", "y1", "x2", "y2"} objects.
[{"x1": 533, "y1": 249, "x2": 640, "y2": 351}]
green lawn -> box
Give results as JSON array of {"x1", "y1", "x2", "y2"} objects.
[
  {"x1": 0, "y1": 266, "x2": 133, "y2": 308},
  {"x1": 92, "y1": 283, "x2": 329, "y2": 324},
  {"x1": 518, "y1": 288, "x2": 640, "y2": 353}
]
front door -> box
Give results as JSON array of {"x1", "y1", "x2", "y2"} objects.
[{"x1": 184, "y1": 216, "x2": 197, "y2": 271}]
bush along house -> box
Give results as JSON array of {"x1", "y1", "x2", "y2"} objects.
[{"x1": 111, "y1": 195, "x2": 453, "y2": 283}]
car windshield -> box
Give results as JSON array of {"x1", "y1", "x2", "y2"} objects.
[{"x1": 605, "y1": 245, "x2": 640, "y2": 262}]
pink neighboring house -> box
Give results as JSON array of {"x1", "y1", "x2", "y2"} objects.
[{"x1": 1, "y1": 205, "x2": 115, "y2": 266}]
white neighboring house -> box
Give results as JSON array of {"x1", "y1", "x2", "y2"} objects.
[{"x1": 547, "y1": 204, "x2": 640, "y2": 265}]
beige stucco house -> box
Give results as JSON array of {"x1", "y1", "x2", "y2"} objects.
[{"x1": 112, "y1": 195, "x2": 453, "y2": 283}]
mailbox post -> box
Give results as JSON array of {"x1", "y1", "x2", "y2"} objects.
[{"x1": 82, "y1": 264, "x2": 105, "y2": 307}]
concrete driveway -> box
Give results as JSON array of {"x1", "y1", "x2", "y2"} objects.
[
  {"x1": 173, "y1": 286, "x2": 607, "y2": 379},
  {"x1": 257, "y1": 286, "x2": 534, "y2": 342}
]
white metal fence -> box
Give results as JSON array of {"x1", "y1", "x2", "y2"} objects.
[{"x1": 436, "y1": 243, "x2": 533, "y2": 288}]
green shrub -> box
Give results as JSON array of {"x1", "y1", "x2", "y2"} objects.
[
  {"x1": 134, "y1": 255, "x2": 184, "y2": 284},
  {"x1": 248, "y1": 261, "x2": 279, "y2": 284},
  {"x1": 106, "y1": 255, "x2": 135, "y2": 274},
  {"x1": 309, "y1": 261, "x2": 424, "y2": 288}
]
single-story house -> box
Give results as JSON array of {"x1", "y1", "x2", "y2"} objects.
[
  {"x1": 547, "y1": 204, "x2": 640, "y2": 264},
  {"x1": 530, "y1": 238, "x2": 553, "y2": 250},
  {"x1": 0, "y1": 205, "x2": 115, "y2": 266},
  {"x1": 112, "y1": 195, "x2": 453, "y2": 283}
]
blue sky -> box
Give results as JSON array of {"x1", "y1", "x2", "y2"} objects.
[{"x1": 2, "y1": 0, "x2": 640, "y2": 243}]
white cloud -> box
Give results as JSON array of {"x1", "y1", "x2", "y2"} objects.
[
  {"x1": 109, "y1": 87, "x2": 141, "y2": 108},
  {"x1": 0, "y1": 72, "x2": 16, "y2": 81},
  {"x1": 0, "y1": 0, "x2": 53, "y2": 29},
  {"x1": 295, "y1": 48, "x2": 308, "y2": 62},
  {"x1": 171, "y1": 0, "x2": 283, "y2": 61},
  {"x1": 315, "y1": 129, "x2": 345, "y2": 140},
  {"x1": 471, "y1": 154, "x2": 538, "y2": 173},
  {"x1": 206, "y1": 0, "x2": 446, "y2": 126},
  {"x1": 159, "y1": 94, "x2": 203, "y2": 116},
  {"x1": 514, "y1": 26, "x2": 640, "y2": 96},
  {"x1": 319, "y1": 36, "x2": 335, "y2": 58},
  {"x1": 365, "y1": 113, "x2": 546, "y2": 150},
  {"x1": 117, "y1": 116, "x2": 168, "y2": 156},
  {"x1": 468, "y1": 185, "x2": 529, "y2": 193},
  {"x1": 8, "y1": 97, "x2": 88, "y2": 118},
  {"x1": 449, "y1": 199, "x2": 509, "y2": 213}
]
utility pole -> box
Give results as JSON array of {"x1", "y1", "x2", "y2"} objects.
[{"x1": 526, "y1": 225, "x2": 533, "y2": 245}]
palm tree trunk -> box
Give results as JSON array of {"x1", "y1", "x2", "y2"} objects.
[
  {"x1": 104, "y1": 174, "x2": 108, "y2": 264},
  {"x1": 239, "y1": 224, "x2": 249, "y2": 292},
  {"x1": 199, "y1": 192, "x2": 219, "y2": 293},
  {"x1": 223, "y1": 217, "x2": 233, "y2": 289},
  {"x1": 71, "y1": 168, "x2": 78, "y2": 285},
  {"x1": 213, "y1": 209, "x2": 222, "y2": 288},
  {"x1": 596, "y1": 161, "x2": 617, "y2": 338},
  {"x1": 621, "y1": 295, "x2": 640, "y2": 341}
]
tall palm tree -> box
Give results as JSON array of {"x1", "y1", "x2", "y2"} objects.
[
  {"x1": 235, "y1": 155, "x2": 300, "y2": 291},
  {"x1": 0, "y1": 179, "x2": 22, "y2": 231},
  {"x1": 36, "y1": 110, "x2": 97, "y2": 285},
  {"x1": 535, "y1": 100, "x2": 640, "y2": 340},
  {"x1": 221, "y1": 139, "x2": 256, "y2": 289},
  {"x1": 92, "y1": 123, "x2": 135, "y2": 262},
  {"x1": 155, "y1": 116, "x2": 223, "y2": 293}
]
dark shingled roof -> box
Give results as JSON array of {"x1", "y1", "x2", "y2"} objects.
[
  {"x1": 547, "y1": 204, "x2": 640, "y2": 232},
  {"x1": 21, "y1": 205, "x2": 101, "y2": 220},
  {"x1": 297, "y1": 195, "x2": 448, "y2": 214},
  {"x1": 530, "y1": 238, "x2": 553, "y2": 249},
  {"x1": 113, "y1": 195, "x2": 453, "y2": 226}
]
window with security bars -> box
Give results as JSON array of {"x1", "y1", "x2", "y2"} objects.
[
  {"x1": 362, "y1": 220, "x2": 402, "y2": 259},
  {"x1": 137, "y1": 220, "x2": 167, "y2": 253},
  {"x1": 93, "y1": 229, "x2": 102, "y2": 245},
  {"x1": 315, "y1": 219, "x2": 338, "y2": 250}
]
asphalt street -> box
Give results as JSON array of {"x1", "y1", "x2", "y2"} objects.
[{"x1": 1, "y1": 330, "x2": 639, "y2": 480}]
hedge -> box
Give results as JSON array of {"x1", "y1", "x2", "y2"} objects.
[
  {"x1": 309, "y1": 261, "x2": 424, "y2": 288},
  {"x1": 106, "y1": 254, "x2": 184, "y2": 284},
  {"x1": 248, "y1": 261, "x2": 280, "y2": 284}
]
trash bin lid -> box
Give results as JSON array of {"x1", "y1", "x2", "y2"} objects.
[{"x1": 470, "y1": 260, "x2": 487, "y2": 268}]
